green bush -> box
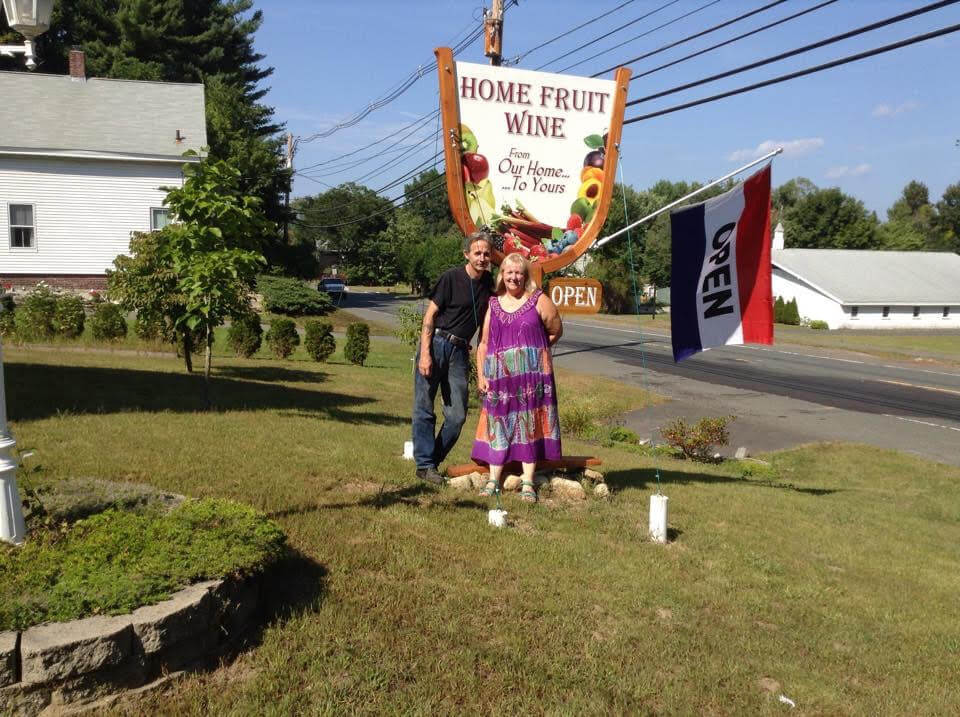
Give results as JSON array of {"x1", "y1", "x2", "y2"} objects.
[
  {"x1": 609, "y1": 425, "x2": 640, "y2": 443},
  {"x1": 773, "y1": 296, "x2": 800, "y2": 325},
  {"x1": 0, "y1": 498, "x2": 286, "y2": 631},
  {"x1": 258, "y1": 275, "x2": 333, "y2": 316},
  {"x1": 809, "y1": 319, "x2": 829, "y2": 330},
  {"x1": 90, "y1": 302, "x2": 128, "y2": 341},
  {"x1": 0, "y1": 294, "x2": 15, "y2": 338},
  {"x1": 14, "y1": 283, "x2": 57, "y2": 341},
  {"x1": 53, "y1": 295, "x2": 86, "y2": 338},
  {"x1": 660, "y1": 416, "x2": 734, "y2": 462},
  {"x1": 304, "y1": 320, "x2": 336, "y2": 362},
  {"x1": 133, "y1": 314, "x2": 167, "y2": 342},
  {"x1": 266, "y1": 318, "x2": 300, "y2": 359},
  {"x1": 227, "y1": 313, "x2": 264, "y2": 358},
  {"x1": 344, "y1": 322, "x2": 370, "y2": 366}
]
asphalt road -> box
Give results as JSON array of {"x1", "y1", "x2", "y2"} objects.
[{"x1": 346, "y1": 290, "x2": 960, "y2": 466}]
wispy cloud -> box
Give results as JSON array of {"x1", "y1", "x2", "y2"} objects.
[
  {"x1": 872, "y1": 100, "x2": 919, "y2": 117},
  {"x1": 726, "y1": 137, "x2": 824, "y2": 162},
  {"x1": 825, "y1": 163, "x2": 871, "y2": 179}
]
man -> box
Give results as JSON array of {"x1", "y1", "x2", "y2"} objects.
[{"x1": 412, "y1": 231, "x2": 494, "y2": 484}]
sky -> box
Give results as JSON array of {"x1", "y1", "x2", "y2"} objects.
[{"x1": 251, "y1": 0, "x2": 960, "y2": 217}]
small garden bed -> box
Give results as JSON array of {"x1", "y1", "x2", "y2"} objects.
[{"x1": 1, "y1": 481, "x2": 286, "y2": 632}]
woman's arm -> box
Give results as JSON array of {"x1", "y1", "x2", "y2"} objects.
[
  {"x1": 475, "y1": 309, "x2": 492, "y2": 393},
  {"x1": 536, "y1": 293, "x2": 563, "y2": 346}
]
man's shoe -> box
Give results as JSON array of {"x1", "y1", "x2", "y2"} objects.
[{"x1": 415, "y1": 467, "x2": 446, "y2": 486}]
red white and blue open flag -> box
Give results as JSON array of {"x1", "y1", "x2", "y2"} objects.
[{"x1": 670, "y1": 165, "x2": 773, "y2": 362}]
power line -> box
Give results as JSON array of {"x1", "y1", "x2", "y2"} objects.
[
  {"x1": 624, "y1": 21, "x2": 960, "y2": 125},
  {"x1": 507, "y1": 0, "x2": 639, "y2": 65},
  {"x1": 619, "y1": 0, "x2": 840, "y2": 84},
  {"x1": 590, "y1": 0, "x2": 791, "y2": 78},
  {"x1": 626, "y1": 0, "x2": 959, "y2": 108},
  {"x1": 535, "y1": 0, "x2": 684, "y2": 71},
  {"x1": 557, "y1": 0, "x2": 728, "y2": 75}
]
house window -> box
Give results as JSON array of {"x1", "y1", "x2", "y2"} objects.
[
  {"x1": 850, "y1": 306, "x2": 859, "y2": 318},
  {"x1": 150, "y1": 207, "x2": 171, "y2": 231},
  {"x1": 945, "y1": 307, "x2": 951, "y2": 319},
  {"x1": 913, "y1": 306, "x2": 920, "y2": 318},
  {"x1": 882, "y1": 306, "x2": 890, "y2": 318},
  {"x1": 9, "y1": 203, "x2": 35, "y2": 248}
]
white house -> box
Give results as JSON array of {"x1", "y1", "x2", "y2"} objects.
[
  {"x1": 771, "y1": 226, "x2": 960, "y2": 329},
  {"x1": 0, "y1": 51, "x2": 206, "y2": 291}
]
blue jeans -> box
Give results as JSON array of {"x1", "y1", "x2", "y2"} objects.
[{"x1": 412, "y1": 335, "x2": 470, "y2": 469}]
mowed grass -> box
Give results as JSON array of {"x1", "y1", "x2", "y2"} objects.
[{"x1": 4, "y1": 342, "x2": 960, "y2": 714}]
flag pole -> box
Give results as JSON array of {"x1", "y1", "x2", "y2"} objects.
[{"x1": 592, "y1": 147, "x2": 783, "y2": 250}]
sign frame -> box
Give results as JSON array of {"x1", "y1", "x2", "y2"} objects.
[
  {"x1": 434, "y1": 47, "x2": 631, "y2": 279},
  {"x1": 548, "y1": 277, "x2": 603, "y2": 314}
]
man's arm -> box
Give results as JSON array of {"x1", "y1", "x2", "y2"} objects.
[
  {"x1": 475, "y1": 308, "x2": 492, "y2": 393},
  {"x1": 418, "y1": 300, "x2": 440, "y2": 377}
]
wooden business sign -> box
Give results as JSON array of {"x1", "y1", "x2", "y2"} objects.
[
  {"x1": 549, "y1": 278, "x2": 603, "y2": 314},
  {"x1": 435, "y1": 48, "x2": 630, "y2": 273}
]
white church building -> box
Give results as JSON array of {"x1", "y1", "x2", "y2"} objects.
[{"x1": 770, "y1": 224, "x2": 960, "y2": 329}]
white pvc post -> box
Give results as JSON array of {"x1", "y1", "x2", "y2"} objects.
[
  {"x1": 649, "y1": 494, "x2": 668, "y2": 544},
  {"x1": 0, "y1": 338, "x2": 25, "y2": 545},
  {"x1": 402, "y1": 440, "x2": 414, "y2": 460}
]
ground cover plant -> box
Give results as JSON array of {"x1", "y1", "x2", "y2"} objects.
[
  {"x1": 0, "y1": 498, "x2": 285, "y2": 631},
  {"x1": 4, "y1": 343, "x2": 959, "y2": 713}
]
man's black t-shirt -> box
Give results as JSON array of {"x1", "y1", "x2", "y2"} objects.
[{"x1": 430, "y1": 266, "x2": 493, "y2": 342}]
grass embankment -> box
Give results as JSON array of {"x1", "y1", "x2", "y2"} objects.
[
  {"x1": 5, "y1": 342, "x2": 959, "y2": 713},
  {"x1": 0, "y1": 499, "x2": 286, "y2": 631}
]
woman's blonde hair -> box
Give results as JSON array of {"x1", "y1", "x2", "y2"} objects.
[{"x1": 494, "y1": 252, "x2": 538, "y2": 295}]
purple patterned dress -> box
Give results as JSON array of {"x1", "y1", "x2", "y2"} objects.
[{"x1": 471, "y1": 289, "x2": 562, "y2": 465}]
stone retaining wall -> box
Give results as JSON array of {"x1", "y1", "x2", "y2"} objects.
[{"x1": 1, "y1": 576, "x2": 261, "y2": 715}]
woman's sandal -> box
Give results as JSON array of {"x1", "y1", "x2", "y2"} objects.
[
  {"x1": 520, "y1": 480, "x2": 537, "y2": 503},
  {"x1": 480, "y1": 478, "x2": 499, "y2": 497}
]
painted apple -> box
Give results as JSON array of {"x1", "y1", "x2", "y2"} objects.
[{"x1": 462, "y1": 153, "x2": 489, "y2": 182}]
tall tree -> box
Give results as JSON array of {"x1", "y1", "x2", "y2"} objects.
[
  {"x1": 402, "y1": 169, "x2": 454, "y2": 236},
  {"x1": 934, "y1": 182, "x2": 960, "y2": 253},
  {"x1": 783, "y1": 188, "x2": 880, "y2": 249},
  {"x1": 878, "y1": 180, "x2": 937, "y2": 250}
]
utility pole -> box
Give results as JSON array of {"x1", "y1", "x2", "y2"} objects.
[
  {"x1": 484, "y1": 0, "x2": 504, "y2": 66},
  {"x1": 283, "y1": 132, "x2": 294, "y2": 244}
]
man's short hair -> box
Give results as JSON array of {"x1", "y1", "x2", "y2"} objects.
[{"x1": 463, "y1": 231, "x2": 493, "y2": 253}]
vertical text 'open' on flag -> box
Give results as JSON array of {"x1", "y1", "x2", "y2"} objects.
[{"x1": 669, "y1": 164, "x2": 773, "y2": 362}]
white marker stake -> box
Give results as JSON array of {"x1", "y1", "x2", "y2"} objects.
[
  {"x1": 649, "y1": 494, "x2": 668, "y2": 543},
  {"x1": 402, "y1": 441, "x2": 414, "y2": 460},
  {"x1": 488, "y1": 509, "x2": 508, "y2": 528}
]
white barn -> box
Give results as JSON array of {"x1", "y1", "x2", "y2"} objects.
[
  {"x1": 0, "y1": 51, "x2": 206, "y2": 291},
  {"x1": 771, "y1": 241, "x2": 960, "y2": 329}
]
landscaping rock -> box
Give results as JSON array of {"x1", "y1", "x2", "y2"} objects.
[
  {"x1": 1, "y1": 682, "x2": 51, "y2": 715},
  {"x1": 49, "y1": 657, "x2": 147, "y2": 708},
  {"x1": 0, "y1": 631, "x2": 17, "y2": 688},
  {"x1": 446, "y1": 475, "x2": 473, "y2": 491},
  {"x1": 594, "y1": 483, "x2": 610, "y2": 499},
  {"x1": 550, "y1": 477, "x2": 586, "y2": 501},
  {"x1": 20, "y1": 616, "x2": 133, "y2": 684},
  {"x1": 533, "y1": 472, "x2": 551, "y2": 488},
  {"x1": 130, "y1": 581, "x2": 215, "y2": 655},
  {"x1": 502, "y1": 474, "x2": 522, "y2": 492},
  {"x1": 468, "y1": 472, "x2": 487, "y2": 490},
  {"x1": 583, "y1": 468, "x2": 604, "y2": 483}
]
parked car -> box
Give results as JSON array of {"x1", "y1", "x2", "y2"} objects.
[{"x1": 318, "y1": 277, "x2": 346, "y2": 302}]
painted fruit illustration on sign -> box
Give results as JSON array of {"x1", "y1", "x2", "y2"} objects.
[
  {"x1": 476, "y1": 132, "x2": 607, "y2": 263},
  {"x1": 461, "y1": 124, "x2": 497, "y2": 228}
]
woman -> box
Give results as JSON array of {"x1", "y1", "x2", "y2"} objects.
[{"x1": 472, "y1": 252, "x2": 563, "y2": 503}]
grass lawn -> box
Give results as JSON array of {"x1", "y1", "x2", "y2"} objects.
[{"x1": 4, "y1": 341, "x2": 959, "y2": 713}]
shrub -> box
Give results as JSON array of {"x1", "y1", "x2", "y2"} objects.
[
  {"x1": 14, "y1": 283, "x2": 57, "y2": 341},
  {"x1": 304, "y1": 320, "x2": 336, "y2": 362},
  {"x1": 809, "y1": 319, "x2": 829, "y2": 330},
  {"x1": 133, "y1": 314, "x2": 167, "y2": 342},
  {"x1": 773, "y1": 296, "x2": 785, "y2": 323},
  {"x1": 0, "y1": 294, "x2": 15, "y2": 338},
  {"x1": 227, "y1": 313, "x2": 264, "y2": 358},
  {"x1": 344, "y1": 322, "x2": 370, "y2": 366},
  {"x1": 609, "y1": 425, "x2": 640, "y2": 443},
  {"x1": 394, "y1": 305, "x2": 424, "y2": 349},
  {"x1": 660, "y1": 415, "x2": 734, "y2": 462},
  {"x1": 265, "y1": 318, "x2": 299, "y2": 359},
  {"x1": 258, "y1": 275, "x2": 333, "y2": 316},
  {"x1": 53, "y1": 295, "x2": 86, "y2": 338},
  {"x1": 90, "y1": 303, "x2": 128, "y2": 341}
]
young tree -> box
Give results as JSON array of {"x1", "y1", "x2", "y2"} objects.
[{"x1": 109, "y1": 156, "x2": 268, "y2": 389}]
